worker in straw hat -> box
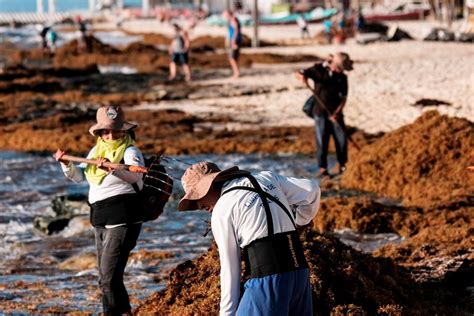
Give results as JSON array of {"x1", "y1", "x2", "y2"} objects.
[
  {"x1": 178, "y1": 161, "x2": 321, "y2": 315},
  {"x1": 54, "y1": 105, "x2": 145, "y2": 315},
  {"x1": 295, "y1": 52, "x2": 354, "y2": 178}
]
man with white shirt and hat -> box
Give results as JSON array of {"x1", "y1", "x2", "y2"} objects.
[{"x1": 178, "y1": 161, "x2": 321, "y2": 315}]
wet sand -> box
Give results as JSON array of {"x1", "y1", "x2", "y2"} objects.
[{"x1": 0, "y1": 21, "x2": 473, "y2": 314}]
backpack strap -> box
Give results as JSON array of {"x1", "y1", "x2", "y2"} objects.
[
  {"x1": 221, "y1": 173, "x2": 297, "y2": 236},
  {"x1": 120, "y1": 146, "x2": 147, "y2": 194},
  {"x1": 131, "y1": 182, "x2": 140, "y2": 193},
  {"x1": 223, "y1": 186, "x2": 297, "y2": 230}
]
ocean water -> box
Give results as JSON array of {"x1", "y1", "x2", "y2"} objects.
[
  {"x1": 0, "y1": 0, "x2": 142, "y2": 13},
  {"x1": 0, "y1": 26, "x2": 144, "y2": 50}
]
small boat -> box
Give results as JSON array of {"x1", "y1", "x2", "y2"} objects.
[
  {"x1": 363, "y1": 2, "x2": 430, "y2": 22},
  {"x1": 364, "y1": 10, "x2": 429, "y2": 22},
  {"x1": 205, "y1": 8, "x2": 337, "y2": 26},
  {"x1": 259, "y1": 8, "x2": 338, "y2": 25}
]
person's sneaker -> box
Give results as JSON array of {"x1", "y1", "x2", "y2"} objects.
[
  {"x1": 316, "y1": 168, "x2": 330, "y2": 178},
  {"x1": 331, "y1": 164, "x2": 346, "y2": 175}
]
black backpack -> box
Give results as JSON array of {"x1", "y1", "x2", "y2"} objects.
[
  {"x1": 302, "y1": 95, "x2": 315, "y2": 118},
  {"x1": 132, "y1": 156, "x2": 173, "y2": 222}
]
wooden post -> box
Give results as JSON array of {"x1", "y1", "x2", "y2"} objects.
[
  {"x1": 252, "y1": 0, "x2": 259, "y2": 47},
  {"x1": 89, "y1": 0, "x2": 95, "y2": 12},
  {"x1": 464, "y1": 0, "x2": 468, "y2": 21},
  {"x1": 142, "y1": 0, "x2": 150, "y2": 17},
  {"x1": 37, "y1": 0, "x2": 44, "y2": 14},
  {"x1": 48, "y1": 0, "x2": 56, "y2": 13},
  {"x1": 354, "y1": 0, "x2": 360, "y2": 11},
  {"x1": 446, "y1": 0, "x2": 455, "y2": 27}
]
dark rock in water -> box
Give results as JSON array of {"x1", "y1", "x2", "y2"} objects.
[
  {"x1": 33, "y1": 216, "x2": 72, "y2": 235},
  {"x1": 33, "y1": 194, "x2": 88, "y2": 235}
]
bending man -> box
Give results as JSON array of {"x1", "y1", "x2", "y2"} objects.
[{"x1": 178, "y1": 161, "x2": 321, "y2": 315}]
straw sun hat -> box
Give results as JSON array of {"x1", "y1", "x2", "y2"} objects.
[
  {"x1": 89, "y1": 106, "x2": 138, "y2": 136},
  {"x1": 178, "y1": 161, "x2": 241, "y2": 211}
]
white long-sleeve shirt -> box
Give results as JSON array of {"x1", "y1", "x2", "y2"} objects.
[
  {"x1": 61, "y1": 146, "x2": 144, "y2": 204},
  {"x1": 211, "y1": 171, "x2": 321, "y2": 316}
]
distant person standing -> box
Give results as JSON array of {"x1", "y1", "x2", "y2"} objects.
[
  {"x1": 355, "y1": 9, "x2": 365, "y2": 35},
  {"x1": 295, "y1": 52, "x2": 354, "y2": 178},
  {"x1": 334, "y1": 12, "x2": 346, "y2": 44},
  {"x1": 223, "y1": 10, "x2": 242, "y2": 79},
  {"x1": 39, "y1": 25, "x2": 50, "y2": 54},
  {"x1": 296, "y1": 14, "x2": 310, "y2": 39},
  {"x1": 323, "y1": 18, "x2": 334, "y2": 44},
  {"x1": 168, "y1": 23, "x2": 191, "y2": 82},
  {"x1": 76, "y1": 17, "x2": 91, "y2": 53}
]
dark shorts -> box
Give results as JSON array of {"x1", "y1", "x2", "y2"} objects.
[
  {"x1": 228, "y1": 47, "x2": 240, "y2": 60},
  {"x1": 236, "y1": 269, "x2": 312, "y2": 316},
  {"x1": 171, "y1": 52, "x2": 189, "y2": 65}
]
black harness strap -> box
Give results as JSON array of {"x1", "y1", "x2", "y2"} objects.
[
  {"x1": 220, "y1": 172, "x2": 307, "y2": 279},
  {"x1": 223, "y1": 185, "x2": 297, "y2": 230},
  {"x1": 243, "y1": 174, "x2": 274, "y2": 236},
  {"x1": 131, "y1": 182, "x2": 140, "y2": 193},
  {"x1": 222, "y1": 173, "x2": 299, "y2": 236}
]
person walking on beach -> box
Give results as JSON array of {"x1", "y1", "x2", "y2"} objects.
[
  {"x1": 39, "y1": 25, "x2": 50, "y2": 55},
  {"x1": 168, "y1": 23, "x2": 191, "y2": 82},
  {"x1": 295, "y1": 52, "x2": 354, "y2": 178},
  {"x1": 54, "y1": 106, "x2": 145, "y2": 316},
  {"x1": 323, "y1": 18, "x2": 334, "y2": 44},
  {"x1": 76, "y1": 17, "x2": 91, "y2": 53},
  {"x1": 178, "y1": 161, "x2": 320, "y2": 315},
  {"x1": 223, "y1": 10, "x2": 242, "y2": 79},
  {"x1": 297, "y1": 14, "x2": 310, "y2": 39}
]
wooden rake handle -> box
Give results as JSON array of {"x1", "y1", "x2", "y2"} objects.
[{"x1": 57, "y1": 154, "x2": 149, "y2": 173}]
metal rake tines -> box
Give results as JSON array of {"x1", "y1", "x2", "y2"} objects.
[
  {"x1": 145, "y1": 173, "x2": 175, "y2": 186},
  {"x1": 149, "y1": 160, "x2": 186, "y2": 178},
  {"x1": 143, "y1": 183, "x2": 173, "y2": 196},
  {"x1": 156, "y1": 163, "x2": 187, "y2": 173},
  {"x1": 148, "y1": 161, "x2": 169, "y2": 172},
  {"x1": 146, "y1": 168, "x2": 181, "y2": 181}
]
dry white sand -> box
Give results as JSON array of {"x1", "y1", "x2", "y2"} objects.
[{"x1": 127, "y1": 19, "x2": 473, "y2": 133}]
